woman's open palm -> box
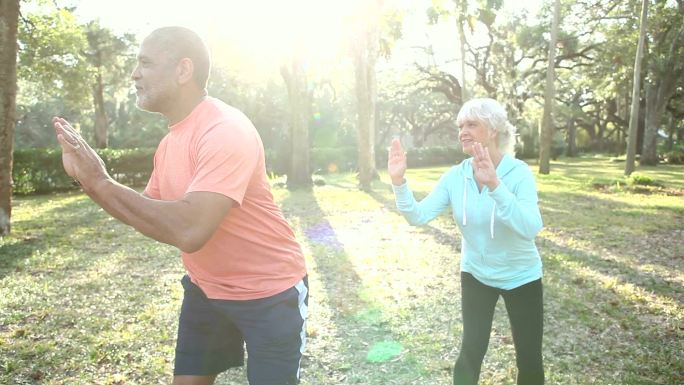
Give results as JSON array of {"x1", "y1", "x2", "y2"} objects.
[{"x1": 388, "y1": 138, "x2": 407, "y2": 184}]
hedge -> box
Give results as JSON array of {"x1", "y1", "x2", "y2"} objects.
[
  {"x1": 12, "y1": 145, "x2": 467, "y2": 195},
  {"x1": 312, "y1": 145, "x2": 466, "y2": 173},
  {"x1": 12, "y1": 148, "x2": 156, "y2": 195}
]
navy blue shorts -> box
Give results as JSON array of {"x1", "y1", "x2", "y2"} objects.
[{"x1": 174, "y1": 275, "x2": 309, "y2": 385}]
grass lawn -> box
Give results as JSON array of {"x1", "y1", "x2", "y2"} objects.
[{"x1": 1, "y1": 155, "x2": 682, "y2": 385}]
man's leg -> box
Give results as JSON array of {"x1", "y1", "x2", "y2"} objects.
[
  {"x1": 174, "y1": 275, "x2": 245, "y2": 382},
  {"x1": 453, "y1": 272, "x2": 499, "y2": 385},
  {"x1": 221, "y1": 277, "x2": 309, "y2": 385},
  {"x1": 502, "y1": 278, "x2": 544, "y2": 385}
]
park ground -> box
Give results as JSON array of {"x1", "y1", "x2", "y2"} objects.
[{"x1": 1, "y1": 155, "x2": 683, "y2": 385}]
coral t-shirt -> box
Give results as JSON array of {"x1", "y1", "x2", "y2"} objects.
[{"x1": 144, "y1": 97, "x2": 306, "y2": 300}]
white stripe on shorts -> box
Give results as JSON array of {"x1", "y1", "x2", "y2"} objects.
[{"x1": 294, "y1": 279, "x2": 308, "y2": 379}]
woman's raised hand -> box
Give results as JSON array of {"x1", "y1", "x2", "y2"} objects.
[
  {"x1": 388, "y1": 138, "x2": 407, "y2": 186},
  {"x1": 471, "y1": 142, "x2": 500, "y2": 191}
]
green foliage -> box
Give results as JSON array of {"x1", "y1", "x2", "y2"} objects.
[
  {"x1": 311, "y1": 146, "x2": 358, "y2": 173},
  {"x1": 12, "y1": 148, "x2": 73, "y2": 194},
  {"x1": 627, "y1": 173, "x2": 658, "y2": 186},
  {"x1": 11, "y1": 145, "x2": 465, "y2": 194},
  {"x1": 16, "y1": 3, "x2": 142, "y2": 150},
  {"x1": 12, "y1": 148, "x2": 155, "y2": 194},
  {"x1": 403, "y1": 145, "x2": 466, "y2": 168},
  {"x1": 18, "y1": 3, "x2": 90, "y2": 110},
  {"x1": 309, "y1": 145, "x2": 466, "y2": 175},
  {"x1": 661, "y1": 143, "x2": 684, "y2": 164},
  {"x1": 108, "y1": 94, "x2": 168, "y2": 148}
]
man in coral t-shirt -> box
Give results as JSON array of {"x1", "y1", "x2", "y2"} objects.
[{"x1": 53, "y1": 27, "x2": 307, "y2": 385}]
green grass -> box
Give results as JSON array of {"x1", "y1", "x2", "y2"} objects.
[{"x1": 1, "y1": 155, "x2": 682, "y2": 384}]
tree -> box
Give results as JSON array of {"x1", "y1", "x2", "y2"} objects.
[
  {"x1": 349, "y1": 0, "x2": 403, "y2": 191},
  {"x1": 640, "y1": 1, "x2": 684, "y2": 166},
  {"x1": 539, "y1": 0, "x2": 561, "y2": 174},
  {"x1": 456, "y1": 0, "x2": 468, "y2": 99},
  {"x1": 352, "y1": 0, "x2": 382, "y2": 192},
  {"x1": 377, "y1": 69, "x2": 458, "y2": 148},
  {"x1": 281, "y1": 55, "x2": 313, "y2": 189},
  {"x1": 16, "y1": 3, "x2": 90, "y2": 148},
  {"x1": 84, "y1": 21, "x2": 137, "y2": 149},
  {"x1": 0, "y1": 0, "x2": 20, "y2": 236},
  {"x1": 625, "y1": 0, "x2": 649, "y2": 176},
  {"x1": 427, "y1": 0, "x2": 470, "y2": 98}
]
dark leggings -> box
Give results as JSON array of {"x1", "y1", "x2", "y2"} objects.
[{"x1": 453, "y1": 272, "x2": 544, "y2": 385}]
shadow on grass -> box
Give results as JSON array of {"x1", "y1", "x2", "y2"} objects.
[
  {"x1": 365, "y1": 177, "x2": 683, "y2": 383},
  {"x1": 0, "y1": 194, "x2": 97, "y2": 280},
  {"x1": 0, "y1": 237, "x2": 43, "y2": 280},
  {"x1": 539, "y1": 190, "x2": 683, "y2": 298},
  {"x1": 539, "y1": 233, "x2": 683, "y2": 316},
  {"x1": 2, "y1": 191, "x2": 182, "y2": 385},
  {"x1": 541, "y1": 236, "x2": 683, "y2": 384}
]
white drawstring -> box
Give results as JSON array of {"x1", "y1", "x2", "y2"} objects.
[
  {"x1": 490, "y1": 203, "x2": 496, "y2": 239},
  {"x1": 462, "y1": 175, "x2": 467, "y2": 226},
  {"x1": 463, "y1": 169, "x2": 495, "y2": 239}
]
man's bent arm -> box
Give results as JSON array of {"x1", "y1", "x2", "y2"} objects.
[{"x1": 86, "y1": 178, "x2": 233, "y2": 253}]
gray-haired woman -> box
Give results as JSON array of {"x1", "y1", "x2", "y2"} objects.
[{"x1": 388, "y1": 98, "x2": 544, "y2": 385}]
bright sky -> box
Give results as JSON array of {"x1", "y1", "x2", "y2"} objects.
[
  {"x1": 71, "y1": 0, "x2": 546, "y2": 80},
  {"x1": 73, "y1": 0, "x2": 391, "y2": 78}
]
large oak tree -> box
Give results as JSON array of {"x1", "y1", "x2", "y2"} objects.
[{"x1": 0, "y1": 0, "x2": 20, "y2": 236}]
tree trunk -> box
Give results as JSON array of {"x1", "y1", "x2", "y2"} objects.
[
  {"x1": 280, "y1": 58, "x2": 312, "y2": 189},
  {"x1": 0, "y1": 0, "x2": 19, "y2": 236},
  {"x1": 625, "y1": 0, "x2": 649, "y2": 175},
  {"x1": 93, "y1": 70, "x2": 108, "y2": 148},
  {"x1": 457, "y1": 0, "x2": 468, "y2": 100},
  {"x1": 539, "y1": 0, "x2": 560, "y2": 174},
  {"x1": 641, "y1": 81, "x2": 661, "y2": 165},
  {"x1": 566, "y1": 93, "x2": 580, "y2": 157},
  {"x1": 665, "y1": 115, "x2": 674, "y2": 151},
  {"x1": 641, "y1": 20, "x2": 684, "y2": 165},
  {"x1": 354, "y1": 0, "x2": 380, "y2": 192},
  {"x1": 596, "y1": 107, "x2": 607, "y2": 151},
  {"x1": 567, "y1": 117, "x2": 577, "y2": 157}
]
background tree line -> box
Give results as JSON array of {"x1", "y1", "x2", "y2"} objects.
[{"x1": 1, "y1": 0, "x2": 683, "y2": 234}]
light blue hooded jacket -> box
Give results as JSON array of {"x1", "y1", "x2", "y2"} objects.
[{"x1": 392, "y1": 154, "x2": 543, "y2": 290}]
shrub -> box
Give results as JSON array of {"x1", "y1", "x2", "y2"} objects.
[
  {"x1": 311, "y1": 146, "x2": 358, "y2": 173},
  {"x1": 12, "y1": 148, "x2": 156, "y2": 195},
  {"x1": 13, "y1": 145, "x2": 468, "y2": 194},
  {"x1": 661, "y1": 143, "x2": 684, "y2": 164},
  {"x1": 627, "y1": 173, "x2": 659, "y2": 187},
  {"x1": 403, "y1": 146, "x2": 466, "y2": 168}
]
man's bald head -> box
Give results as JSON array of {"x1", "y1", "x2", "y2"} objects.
[{"x1": 145, "y1": 26, "x2": 211, "y2": 90}]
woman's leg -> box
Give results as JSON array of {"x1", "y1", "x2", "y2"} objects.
[
  {"x1": 453, "y1": 272, "x2": 500, "y2": 385},
  {"x1": 502, "y1": 279, "x2": 544, "y2": 385}
]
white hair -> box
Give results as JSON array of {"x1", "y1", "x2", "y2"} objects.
[{"x1": 456, "y1": 98, "x2": 517, "y2": 156}]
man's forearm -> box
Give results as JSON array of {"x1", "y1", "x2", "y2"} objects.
[{"x1": 82, "y1": 178, "x2": 190, "y2": 249}]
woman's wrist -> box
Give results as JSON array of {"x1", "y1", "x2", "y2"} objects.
[
  {"x1": 391, "y1": 177, "x2": 406, "y2": 186},
  {"x1": 487, "y1": 179, "x2": 500, "y2": 191}
]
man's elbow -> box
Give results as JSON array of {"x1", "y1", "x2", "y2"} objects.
[
  {"x1": 177, "y1": 232, "x2": 212, "y2": 253},
  {"x1": 179, "y1": 241, "x2": 204, "y2": 254}
]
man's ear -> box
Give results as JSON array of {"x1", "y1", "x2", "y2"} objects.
[{"x1": 176, "y1": 58, "x2": 194, "y2": 85}]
